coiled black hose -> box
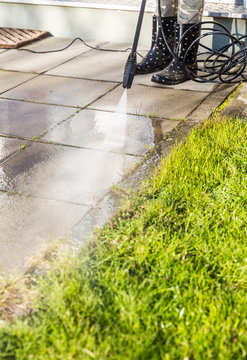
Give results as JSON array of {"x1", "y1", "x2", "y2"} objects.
[{"x1": 157, "y1": 0, "x2": 247, "y2": 83}]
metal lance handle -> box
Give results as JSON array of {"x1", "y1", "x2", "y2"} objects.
[{"x1": 122, "y1": 0, "x2": 147, "y2": 89}]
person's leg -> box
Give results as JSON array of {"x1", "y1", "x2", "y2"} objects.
[
  {"x1": 135, "y1": 0, "x2": 177, "y2": 74},
  {"x1": 160, "y1": 0, "x2": 177, "y2": 18},
  {"x1": 178, "y1": 0, "x2": 204, "y2": 24},
  {"x1": 152, "y1": 0, "x2": 204, "y2": 84}
]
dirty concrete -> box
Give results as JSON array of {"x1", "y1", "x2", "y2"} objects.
[
  {"x1": 220, "y1": 83, "x2": 247, "y2": 119},
  {"x1": 0, "y1": 37, "x2": 236, "y2": 273},
  {"x1": 90, "y1": 84, "x2": 209, "y2": 119}
]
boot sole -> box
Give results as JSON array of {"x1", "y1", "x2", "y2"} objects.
[
  {"x1": 151, "y1": 68, "x2": 197, "y2": 85},
  {"x1": 151, "y1": 76, "x2": 189, "y2": 85}
]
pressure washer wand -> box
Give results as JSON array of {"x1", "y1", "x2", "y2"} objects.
[{"x1": 122, "y1": 0, "x2": 147, "y2": 89}]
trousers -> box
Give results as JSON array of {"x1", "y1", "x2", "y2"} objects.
[{"x1": 158, "y1": 0, "x2": 204, "y2": 24}]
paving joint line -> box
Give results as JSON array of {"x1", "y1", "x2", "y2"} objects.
[
  {"x1": 43, "y1": 72, "x2": 122, "y2": 84},
  {"x1": 0, "y1": 188, "x2": 92, "y2": 207},
  {"x1": 87, "y1": 105, "x2": 180, "y2": 120},
  {"x1": 39, "y1": 42, "x2": 107, "y2": 75},
  {"x1": 0, "y1": 141, "x2": 32, "y2": 166},
  {"x1": 29, "y1": 139, "x2": 142, "y2": 157},
  {"x1": 0, "y1": 42, "x2": 105, "y2": 77},
  {"x1": 0, "y1": 96, "x2": 81, "y2": 109},
  {"x1": 186, "y1": 83, "x2": 239, "y2": 119},
  {"x1": 68, "y1": 189, "x2": 118, "y2": 235},
  {"x1": 0, "y1": 96, "x2": 82, "y2": 108},
  {"x1": 0, "y1": 79, "x2": 121, "y2": 108},
  {"x1": 28, "y1": 137, "x2": 142, "y2": 157},
  {"x1": 0, "y1": 73, "x2": 40, "y2": 96},
  {"x1": 83, "y1": 82, "x2": 121, "y2": 107},
  {"x1": 0, "y1": 133, "x2": 141, "y2": 158}
]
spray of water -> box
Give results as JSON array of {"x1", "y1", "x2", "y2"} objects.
[{"x1": 103, "y1": 89, "x2": 128, "y2": 151}]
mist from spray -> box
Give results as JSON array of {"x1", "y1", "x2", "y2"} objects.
[{"x1": 0, "y1": 85, "x2": 132, "y2": 272}]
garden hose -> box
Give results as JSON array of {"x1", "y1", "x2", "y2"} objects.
[
  {"x1": 123, "y1": 0, "x2": 247, "y2": 87},
  {"x1": 156, "y1": 0, "x2": 247, "y2": 84}
]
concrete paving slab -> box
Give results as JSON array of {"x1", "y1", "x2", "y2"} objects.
[
  {"x1": 43, "y1": 108, "x2": 179, "y2": 155},
  {"x1": 46, "y1": 42, "x2": 142, "y2": 82},
  {"x1": 0, "y1": 99, "x2": 77, "y2": 138},
  {"x1": 0, "y1": 38, "x2": 100, "y2": 74},
  {"x1": 46, "y1": 42, "x2": 151, "y2": 82},
  {"x1": 0, "y1": 71, "x2": 36, "y2": 95},
  {"x1": 0, "y1": 136, "x2": 28, "y2": 162},
  {"x1": 0, "y1": 142, "x2": 138, "y2": 206},
  {"x1": 0, "y1": 192, "x2": 88, "y2": 273},
  {"x1": 90, "y1": 85, "x2": 209, "y2": 119},
  {"x1": 46, "y1": 48, "x2": 127, "y2": 82},
  {"x1": 1, "y1": 74, "x2": 117, "y2": 107}
]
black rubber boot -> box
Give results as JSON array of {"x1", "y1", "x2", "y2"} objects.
[
  {"x1": 136, "y1": 15, "x2": 176, "y2": 75},
  {"x1": 151, "y1": 23, "x2": 200, "y2": 85}
]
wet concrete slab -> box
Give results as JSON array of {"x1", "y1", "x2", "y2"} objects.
[
  {"x1": 0, "y1": 71, "x2": 36, "y2": 95},
  {"x1": 0, "y1": 136, "x2": 28, "y2": 162},
  {"x1": 0, "y1": 192, "x2": 88, "y2": 273},
  {"x1": 69, "y1": 191, "x2": 121, "y2": 247},
  {"x1": 43, "y1": 108, "x2": 179, "y2": 155},
  {"x1": 1, "y1": 74, "x2": 117, "y2": 108},
  {"x1": 0, "y1": 38, "x2": 100, "y2": 74},
  {"x1": 0, "y1": 99, "x2": 77, "y2": 138},
  {"x1": 90, "y1": 85, "x2": 209, "y2": 119},
  {"x1": 0, "y1": 142, "x2": 138, "y2": 206}
]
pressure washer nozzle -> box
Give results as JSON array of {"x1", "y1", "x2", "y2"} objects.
[{"x1": 123, "y1": 53, "x2": 137, "y2": 89}]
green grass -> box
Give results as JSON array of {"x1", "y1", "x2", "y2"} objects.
[{"x1": 1, "y1": 116, "x2": 247, "y2": 359}]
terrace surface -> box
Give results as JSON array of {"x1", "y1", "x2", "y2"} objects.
[{"x1": 0, "y1": 36, "x2": 237, "y2": 273}]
